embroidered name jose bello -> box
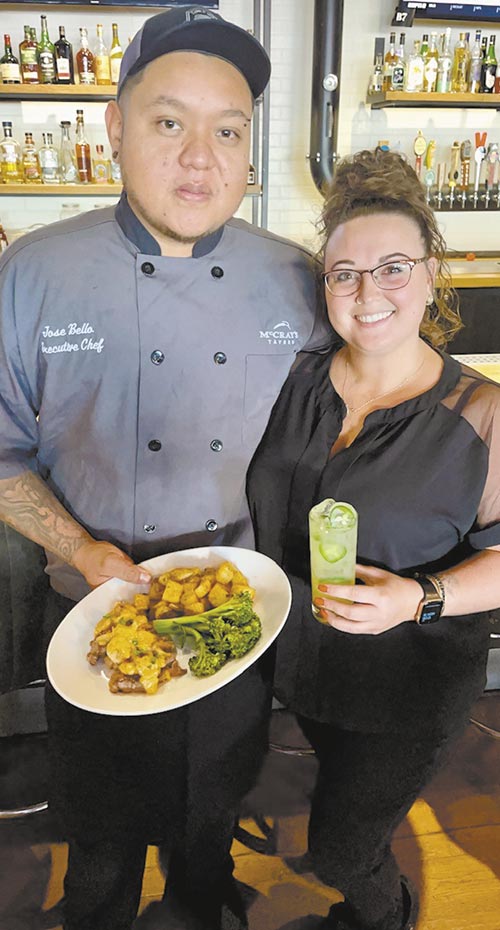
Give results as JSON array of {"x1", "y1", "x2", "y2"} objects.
[{"x1": 40, "y1": 322, "x2": 105, "y2": 355}]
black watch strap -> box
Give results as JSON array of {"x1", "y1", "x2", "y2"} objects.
[{"x1": 414, "y1": 573, "x2": 444, "y2": 624}]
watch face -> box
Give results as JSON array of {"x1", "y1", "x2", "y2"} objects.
[{"x1": 418, "y1": 600, "x2": 443, "y2": 624}]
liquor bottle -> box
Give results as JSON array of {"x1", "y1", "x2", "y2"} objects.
[
  {"x1": 54, "y1": 26, "x2": 74, "y2": 84},
  {"x1": 93, "y1": 144, "x2": 111, "y2": 182},
  {"x1": 109, "y1": 23, "x2": 123, "y2": 86},
  {"x1": 0, "y1": 223, "x2": 8, "y2": 251},
  {"x1": 94, "y1": 24, "x2": 111, "y2": 85},
  {"x1": 390, "y1": 33, "x2": 406, "y2": 91},
  {"x1": 367, "y1": 54, "x2": 383, "y2": 95},
  {"x1": 110, "y1": 153, "x2": 121, "y2": 184},
  {"x1": 436, "y1": 28, "x2": 452, "y2": 93},
  {"x1": 20, "y1": 26, "x2": 39, "y2": 84},
  {"x1": 451, "y1": 32, "x2": 469, "y2": 93},
  {"x1": 22, "y1": 132, "x2": 41, "y2": 182},
  {"x1": 0, "y1": 34, "x2": 21, "y2": 84},
  {"x1": 420, "y1": 34, "x2": 429, "y2": 63},
  {"x1": 481, "y1": 36, "x2": 497, "y2": 94},
  {"x1": 382, "y1": 32, "x2": 397, "y2": 92},
  {"x1": 38, "y1": 15, "x2": 56, "y2": 84},
  {"x1": 423, "y1": 32, "x2": 439, "y2": 92},
  {"x1": 59, "y1": 121, "x2": 78, "y2": 183},
  {"x1": 76, "y1": 28, "x2": 96, "y2": 86},
  {"x1": 481, "y1": 35, "x2": 488, "y2": 62},
  {"x1": 469, "y1": 29, "x2": 483, "y2": 93},
  {"x1": 495, "y1": 59, "x2": 500, "y2": 95},
  {"x1": 0, "y1": 121, "x2": 23, "y2": 183},
  {"x1": 39, "y1": 132, "x2": 60, "y2": 184},
  {"x1": 75, "y1": 109, "x2": 93, "y2": 182},
  {"x1": 405, "y1": 40, "x2": 424, "y2": 93}
]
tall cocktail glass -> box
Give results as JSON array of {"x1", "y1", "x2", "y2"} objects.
[{"x1": 309, "y1": 498, "x2": 358, "y2": 622}]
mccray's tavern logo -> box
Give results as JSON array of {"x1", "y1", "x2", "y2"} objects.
[{"x1": 259, "y1": 320, "x2": 299, "y2": 346}]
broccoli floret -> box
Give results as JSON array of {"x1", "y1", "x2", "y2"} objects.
[
  {"x1": 152, "y1": 592, "x2": 261, "y2": 678},
  {"x1": 188, "y1": 649, "x2": 226, "y2": 678}
]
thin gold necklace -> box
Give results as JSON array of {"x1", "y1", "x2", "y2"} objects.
[{"x1": 342, "y1": 353, "x2": 426, "y2": 416}]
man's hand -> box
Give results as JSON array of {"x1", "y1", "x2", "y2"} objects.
[
  {"x1": 314, "y1": 564, "x2": 422, "y2": 635},
  {"x1": 72, "y1": 540, "x2": 152, "y2": 589}
]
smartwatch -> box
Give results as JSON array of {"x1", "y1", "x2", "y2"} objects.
[{"x1": 413, "y1": 573, "x2": 445, "y2": 624}]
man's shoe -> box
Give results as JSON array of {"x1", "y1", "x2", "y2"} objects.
[
  {"x1": 319, "y1": 876, "x2": 419, "y2": 930},
  {"x1": 319, "y1": 900, "x2": 358, "y2": 929},
  {"x1": 400, "y1": 875, "x2": 419, "y2": 930}
]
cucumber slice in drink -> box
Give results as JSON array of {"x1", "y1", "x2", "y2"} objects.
[
  {"x1": 329, "y1": 503, "x2": 356, "y2": 528},
  {"x1": 319, "y1": 542, "x2": 347, "y2": 563}
]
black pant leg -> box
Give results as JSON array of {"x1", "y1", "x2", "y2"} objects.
[
  {"x1": 298, "y1": 715, "x2": 463, "y2": 930},
  {"x1": 63, "y1": 837, "x2": 147, "y2": 930}
]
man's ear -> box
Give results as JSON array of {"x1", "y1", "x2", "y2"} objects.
[{"x1": 105, "y1": 100, "x2": 123, "y2": 158}]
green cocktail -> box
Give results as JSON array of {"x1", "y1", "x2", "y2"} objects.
[{"x1": 309, "y1": 499, "x2": 358, "y2": 622}]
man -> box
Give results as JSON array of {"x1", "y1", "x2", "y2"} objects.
[{"x1": 0, "y1": 8, "x2": 331, "y2": 930}]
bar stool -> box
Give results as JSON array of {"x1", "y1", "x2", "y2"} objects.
[
  {"x1": 0, "y1": 680, "x2": 49, "y2": 820},
  {"x1": 469, "y1": 617, "x2": 500, "y2": 741}
]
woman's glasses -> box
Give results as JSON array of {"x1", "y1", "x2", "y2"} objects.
[{"x1": 322, "y1": 257, "x2": 427, "y2": 297}]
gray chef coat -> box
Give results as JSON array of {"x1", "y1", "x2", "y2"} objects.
[{"x1": 0, "y1": 194, "x2": 332, "y2": 600}]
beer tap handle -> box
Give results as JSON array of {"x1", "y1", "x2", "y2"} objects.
[
  {"x1": 472, "y1": 144, "x2": 486, "y2": 206},
  {"x1": 414, "y1": 130, "x2": 427, "y2": 180},
  {"x1": 486, "y1": 143, "x2": 499, "y2": 189},
  {"x1": 459, "y1": 139, "x2": 471, "y2": 190},
  {"x1": 423, "y1": 140, "x2": 436, "y2": 203}
]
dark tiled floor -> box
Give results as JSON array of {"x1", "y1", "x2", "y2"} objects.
[{"x1": 1, "y1": 698, "x2": 500, "y2": 930}]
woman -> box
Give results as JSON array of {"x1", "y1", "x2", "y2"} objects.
[{"x1": 247, "y1": 149, "x2": 500, "y2": 930}]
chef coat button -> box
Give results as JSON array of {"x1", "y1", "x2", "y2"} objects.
[
  {"x1": 150, "y1": 350, "x2": 165, "y2": 365},
  {"x1": 213, "y1": 352, "x2": 227, "y2": 365},
  {"x1": 141, "y1": 261, "x2": 155, "y2": 276},
  {"x1": 210, "y1": 439, "x2": 223, "y2": 452},
  {"x1": 205, "y1": 519, "x2": 218, "y2": 532},
  {"x1": 143, "y1": 523, "x2": 156, "y2": 534},
  {"x1": 148, "y1": 439, "x2": 162, "y2": 452},
  {"x1": 211, "y1": 266, "x2": 224, "y2": 279}
]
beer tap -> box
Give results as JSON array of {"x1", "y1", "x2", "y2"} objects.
[
  {"x1": 436, "y1": 162, "x2": 446, "y2": 210},
  {"x1": 423, "y1": 139, "x2": 436, "y2": 205},
  {"x1": 472, "y1": 131, "x2": 487, "y2": 208},
  {"x1": 458, "y1": 140, "x2": 471, "y2": 209},
  {"x1": 446, "y1": 140, "x2": 460, "y2": 209}
]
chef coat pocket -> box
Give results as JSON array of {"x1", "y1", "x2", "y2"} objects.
[{"x1": 242, "y1": 352, "x2": 295, "y2": 451}]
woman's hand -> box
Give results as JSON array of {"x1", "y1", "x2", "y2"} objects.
[{"x1": 314, "y1": 564, "x2": 423, "y2": 635}]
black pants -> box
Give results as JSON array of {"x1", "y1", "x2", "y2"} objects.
[
  {"x1": 298, "y1": 715, "x2": 464, "y2": 930},
  {"x1": 44, "y1": 591, "x2": 272, "y2": 930},
  {"x1": 61, "y1": 807, "x2": 243, "y2": 930}
]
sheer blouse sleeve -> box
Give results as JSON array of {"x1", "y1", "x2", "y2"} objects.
[{"x1": 460, "y1": 380, "x2": 500, "y2": 549}]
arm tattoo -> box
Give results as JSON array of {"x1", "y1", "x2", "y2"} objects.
[{"x1": 0, "y1": 471, "x2": 92, "y2": 565}]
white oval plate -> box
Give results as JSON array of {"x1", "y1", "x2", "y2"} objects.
[{"x1": 46, "y1": 546, "x2": 291, "y2": 716}]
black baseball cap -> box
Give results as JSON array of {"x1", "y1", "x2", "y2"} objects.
[{"x1": 118, "y1": 6, "x2": 271, "y2": 100}]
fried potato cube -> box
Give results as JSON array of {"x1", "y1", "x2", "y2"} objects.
[
  {"x1": 169, "y1": 567, "x2": 202, "y2": 583},
  {"x1": 152, "y1": 602, "x2": 177, "y2": 620},
  {"x1": 194, "y1": 577, "x2": 213, "y2": 598},
  {"x1": 207, "y1": 583, "x2": 231, "y2": 607},
  {"x1": 161, "y1": 580, "x2": 183, "y2": 603},
  {"x1": 149, "y1": 579, "x2": 164, "y2": 600},
  {"x1": 215, "y1": 562, "x2": 235, "y2": 585},
  {"x1": 182, "y1": 599, "x2": 206, "y2": 615},
  {"x1": 134, "y1": 593, "x2": 150, "y2": 611},
  {"x1": 231, "y1": 584, "x2": 256, "y2": 599},
  {"x1": 231, "y1": 569, "x2": 249, "y2": 586}
]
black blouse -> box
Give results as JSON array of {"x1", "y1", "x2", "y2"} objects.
[{"x1": 247, "y1": 348, "x2": 500, "y2": 736}]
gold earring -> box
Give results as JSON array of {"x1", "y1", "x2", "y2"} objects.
[{"x1": 426, "y1": 294, "x2": 434, "y2": 306}]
